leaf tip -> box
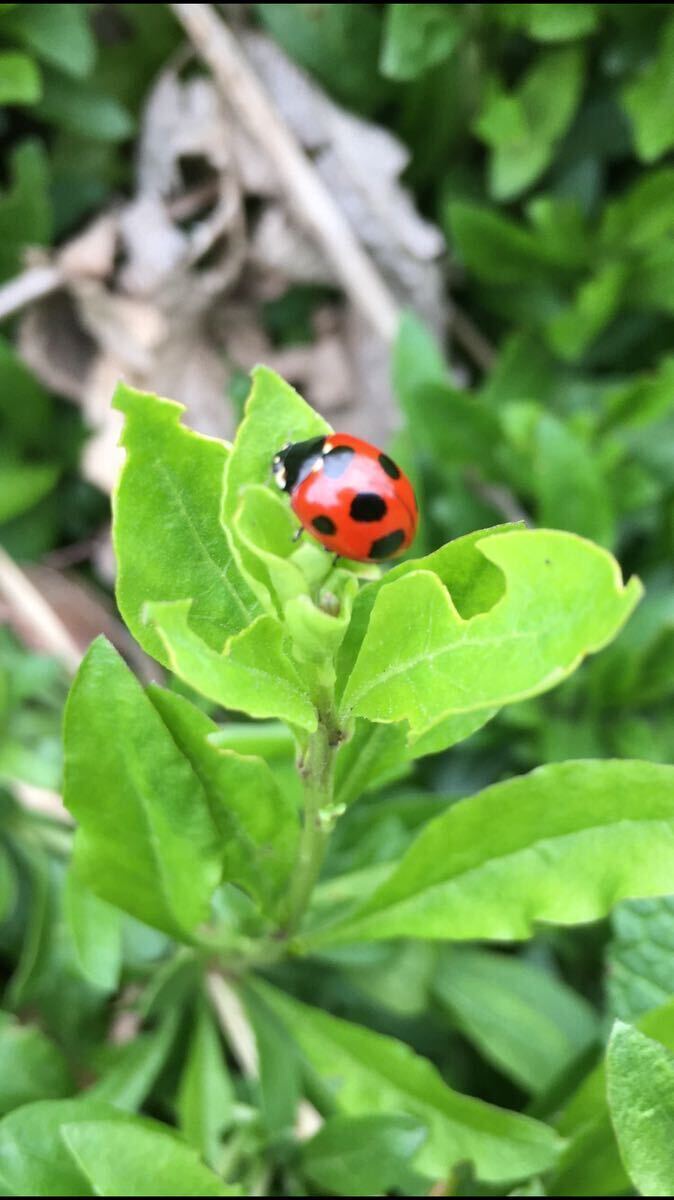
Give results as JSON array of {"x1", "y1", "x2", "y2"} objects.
[{"x1": 112, "y1": 381, "x2": 186, "y2": 438}]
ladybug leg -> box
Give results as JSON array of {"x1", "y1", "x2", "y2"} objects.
[
  {"x1": 331, "y1": 552, "x2": 340, "y2": 567},
  {"x1": 292, "y1": 527, "x2": 304, "y2": 544}
]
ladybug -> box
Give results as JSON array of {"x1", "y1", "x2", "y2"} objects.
[{"x1": 272, "y1": 433, "x2": 418, "y2": 562}]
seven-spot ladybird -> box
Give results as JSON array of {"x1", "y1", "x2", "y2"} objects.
[{"x1": 272, "y1": 434, "x2": 418, "y2": 562}]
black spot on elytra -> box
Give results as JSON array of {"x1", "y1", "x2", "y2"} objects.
[
  {"x1": 369, "y1": 529, "x2": 405, "y2": 560},
  {"x1": 312, "y1": 514, "x2": 337, "y2": 535},
  {"x1": 350, "y1": 492, "x2": 387, "y2": 522},
  {"x1": 274, "y1": 436, "x2": 325, "y2": 491},
  {"x1": 378, "y1": 452, "x2": 401, "y2": 480},
  {"x1": 322, "y1": 446, "x2": 354, "y2": 478}
]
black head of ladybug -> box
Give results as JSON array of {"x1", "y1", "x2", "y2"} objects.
[{"x1": 272, "y1": 436, "x2": 326, "y2": 494}]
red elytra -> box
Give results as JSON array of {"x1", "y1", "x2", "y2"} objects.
[{"x1": 272, "y1": 433, "x2": 418, "y2": 562}]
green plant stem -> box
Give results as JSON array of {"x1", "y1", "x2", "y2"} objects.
[{"x1": 284, "y1": 719, "x2": 337, "y2": 935}]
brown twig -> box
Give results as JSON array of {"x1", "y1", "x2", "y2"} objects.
[
  {"x1": 171, "y1": 3, "x2": 499, "y2": 375},
  {"x1": 206, "y1": 971, "x2": 322, "y2": 1140},
  {"x1": 0, "y1": 264, "x2": 64, "y2": 324},
  {"x1": 171, "y1": 2, "x2": 401, "y2": 343},
  {"x1": 451, "y1": 306, "x2": 497, "y2": 372},
  {"x1": 464, "y1": 467, "x2": 532, "y2": 526},
  {"x1": 0, "y1": 545, "x2": 81, "y2": 673}
]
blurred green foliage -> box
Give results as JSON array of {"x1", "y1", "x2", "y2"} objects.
[{"x1": 0, "y1": 5, "x2": 673, "y2": 1196}]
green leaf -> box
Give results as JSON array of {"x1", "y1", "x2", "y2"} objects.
[
  {"x1": 61, "y1": 1116, "x2": 230, "y2": 1197},
  {"x1": 34, "y1": 68, "x2": 133, "y2": 140},
  {"x1": 2, "y1": 4, "x2": 96, "y2": 77},
  {"x1": 546, "y1": 262, "x2": 626, "y2": 360},
  {"x1": 393, "y1": 312, "x2": 448, "y2": 404},
  {"x1": 447, "y1": 202, "x2": 557, "y2": 284},
  {"x1": 532, "y1": 415, "x2": 615, "y2": 545},
  {"x1": 256, "y1": 983, "x2": 563, "y2": 1184},
  {"x1": 434, "y1": 948, "x2": 598, "y2": 1095},
  {"x1": 209, "y1": 720, "x2": 295, "y2": 760},
  {"x1": 549, "y1": 998, "x2": 674, "y2": 1196},
  {"x1": 233, "y1": 484, "x2": 307, "y2": 613},
  {"x1": 0, "y1": 333, "x2": 51, "y2": 449},
  {"x1": 243, "y1": 986, "x2": 300, "y2": 1138},
  {"x1": 148, "y1": 686, "x2": 299, "y2": 913},
  {"x1": 113, "y1": 383, "x2": 261, "y2": 667},
  {"x1": 601, "y1": 167, "x2": 674, "y2": 250},
  {"x1": 476, "y1": 48, "x2": 586, "y2": 200},
  {"x1": 147, "y1": 602, "x2": 316, "y2": 731},
  {"x1": 86, "y1": 1015, "x2": 178, "y2": 1113},
  {"x1": 306, "y1": 760, "x2": 674, "y2": 947},
  {"x1": 606, "y1": 1022, "x2": 674, "y2": 1197},
  {"x1": 0, "y1": 140, "x2": 51, "y2": 281},
  {"x1": 380, "y1": 4, "x2": 464, "y2": 81},
  {"x1": 6, "y1": 845, "x2": 50, "y2": 1010},
  {"x1": 401, "y1": 379, "x2": 500, "y2": 472},
  {"x1": 0, "y1": 1100, "x2": 109, "y2": 1195},
  {"x1": 177, "y1": 1002, "x2": 233, "y2": 1167},
  {"x1": 623, "y1": 14, "x2": 674, "y2": 162},
  {"x1": 0, "y1": 1098, "x2": 225, "y2": 1196},
  {"x1": 255, "y1": 3, "x2": 386, "y2": 114},
  {"x1": 479, "y1": 330, "x2": 555, "y2": 407},
  {"x1": 301, "y1": 1113, "x2": 427, "y2": 1196},
  {"x1": 0, "y1": 460, "x2": 59, "y2": 524},
  {"x1": 0, "y1": 1014, "x2": 73, "y2": 1117},
  {"x1": 607, "y1": 897, "x2": 674, "y2": 1021},
  {"x1": 63, "y1": 638, "x2": 221, "y2": 939},
  {"x1": 337, "y1": 522, "x2": 518, "y2": 699},
  {"x1": 339, "y1": 529, "x2": 640, "y2": 738},
  {"x1": 222, "y1": 366, "x2": 329, "y2": 592},
  {"x1": 518, "y1": 4, "x2": 599, "y2": 41},
  {"x1": 0, "y1": 843, "x2": 16, "y2": 921},
  {"x1": 0, "y1": 51, "x2": 41, "y2": 104},
  {"x1": 63, "y1": 874, "x2": 122, "y2": 992}
]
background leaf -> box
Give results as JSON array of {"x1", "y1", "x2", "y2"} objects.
[
  {"x1": 434, "y1": 947, "x2": 598, "y2": 1095},
  {"x1": 606, "y1": 1021, "x2": 674, "y2": 1197},
  {"x1": 380, "y1": 3, "x2": 464, "y2": 81},
  {"x1": 0, "y1": 1014, "x2": 73, "y2": 1117},
  {"x1": 177, "y1": 1001, "x2": 233, "y2": 1168},
  {"x1": 607, "y1": 897, "x2": 674, "y2": 1021},
  {"x1": 1, "y1": 4, "x2": 96, "y2": 77},
  {"x1": 257, "y1": 982, "x2": 563, "y2": 1184},
  {"x1": 300, "y1": 1113, "x2": 427, "y2": 1196},
  {"x1": 0, "y1": 50, "x2": 41, "y2": 104},
  {"x1": 63, "y1": 638, "x2": 221, "y2": 938}
]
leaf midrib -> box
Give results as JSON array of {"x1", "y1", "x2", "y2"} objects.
[{"x1": 157, "y1": 461, "x2": 256, "y2": 626}]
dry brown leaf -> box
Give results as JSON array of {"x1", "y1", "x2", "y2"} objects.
[{"x1": 16, "y1": 17, "x2": 447, "y2": 508}]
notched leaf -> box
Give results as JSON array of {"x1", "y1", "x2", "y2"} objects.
[
  {"x1": 113, "y1": 381, "x2": 262, "y2": 667},
  {"x1": 308, "y1": 760, "x2": 674, "y2": 948},
  {"x1": 146, "y1": 599, "x2": 317, "y2": 731},
  {"x1": 339, "y1": 529, "x2": 642, "y2": 738}
]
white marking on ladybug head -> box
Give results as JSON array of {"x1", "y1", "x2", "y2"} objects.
[{"x1": 271, "y1": 456, "x2": 286, "y2": 489}]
